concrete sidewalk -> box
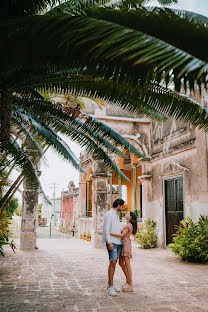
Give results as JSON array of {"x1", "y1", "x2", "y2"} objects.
[{"x1": 0, "y1": 238, "x2": 208, "y2": 312}]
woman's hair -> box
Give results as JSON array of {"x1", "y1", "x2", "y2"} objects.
[{"x1": 130, "y1": 212, "x2": 137, "y2": 235}]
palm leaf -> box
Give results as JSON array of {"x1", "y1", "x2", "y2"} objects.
[
  {"x1": 14, "y1": 97, "x2": 131, "y2": 180},
  {"x1": 14, "y1": 94, "x2": 149, "y2": 155},
  {"x1": 5, "y1": 139, "x2": 39, "y2": 189},
  {"x1": 13, "y1": 105, "x2": 85, "y2": 173},
  {"x1": 11, "y1": 113, "x2": 46, "y2": 161},
  {"x1": 2, "y1": 8, "x2": 208, "y2": 92},
  {"x1": 20, "y1": 71, "x2": 208, "y2": 132},
  {"x1": 10, "y1": 68, "x2": 166, "y2": 120}
]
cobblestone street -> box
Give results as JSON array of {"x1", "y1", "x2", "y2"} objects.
[{"x1": 0, "y1": 238, "x2": 208, "y2": 312}]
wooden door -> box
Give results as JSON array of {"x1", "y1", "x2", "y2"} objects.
[{"x1": 165, "y1": 177, "x2": 183, "y2": 245}]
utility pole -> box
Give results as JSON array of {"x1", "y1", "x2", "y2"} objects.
[{"x1": 53, "y1": 183, "x2": 56, "y2": 228}]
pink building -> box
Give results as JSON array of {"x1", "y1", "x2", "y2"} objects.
[{"x1": 60, "y1": 181, "x2": 79, "y2": 233}]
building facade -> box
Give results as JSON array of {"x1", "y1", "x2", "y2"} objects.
[
  {"x1": 60, "y1": 181, "x2": 79, "y2": 233},
  {"x1": 76, "y1": 94, "x2": 208, "y2": 248}
]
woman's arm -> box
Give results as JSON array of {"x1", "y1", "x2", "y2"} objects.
[{"x1": 110, "y1": 228, "x2": 129, "y2": 238}]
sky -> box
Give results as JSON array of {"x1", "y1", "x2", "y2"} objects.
[
  {"x1": 39, "y1": 138, "x2": 82, "y2": 200},
  {"x1": 149, "y1": 0, "x2": 208, "y2": 16},
  {"x1": 23, "y1": 0, "x2": 208, "y2": 201}
]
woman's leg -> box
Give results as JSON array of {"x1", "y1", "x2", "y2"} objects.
[
  {"x1": 124, "y1": 256, "x2": 133, "y2": 286},
  {"x1": 119, "y1": 256, "x2": 128, "y2": 283}
]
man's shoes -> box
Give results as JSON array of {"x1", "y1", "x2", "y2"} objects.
[
  {"x1": 112, "y1": 285, "x2": 121, "y2": 292},
  {"x1": 107, "y1": 286, "x2": 117, "y2": 296},
  {"x1": 122, "y1": 284, "x2": 134, "y2": 292},
  {"x1": 107, "y1": 284, "x2": 121, "y2": 292}
]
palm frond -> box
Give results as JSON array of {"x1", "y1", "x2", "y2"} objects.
[
  {"x1": 5, "y1": 139, "x2": 39, "y2": 188},
  {"x1": 14, "y1": 100, "x2": 131, "y2": 180},
  {"x1": 20, "y1": 71, "x2": 208, "y2": 131},
  {"x1": 165, "y1": 8, "x2": 208, "y2": 25},
  {"x1": 1, "y1": 0, "x2": 58, "y2": 19},
  {"x1": 11, "y1": 113, "x2": 46, "y2": 160},
  {"x1": 14, "y1": 94, "x2": 149, "y2": 155},
  {"x1": 13, "y1": 105, "x2": 85, "y2": 173},
  {"x1": 11, "y1": 69, "x2": 167, "y2": 120},
  {"x1": 2, "y1": 8, "x2": 208, "y2": 91}
]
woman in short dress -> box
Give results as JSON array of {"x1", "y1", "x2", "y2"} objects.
[{"x1": 110, "y1": 211, "x2": 137, "y2": 292}]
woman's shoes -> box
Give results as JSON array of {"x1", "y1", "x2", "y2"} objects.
[{"x1": 122, "y1": 284, "x2": 133, "y2": 292}]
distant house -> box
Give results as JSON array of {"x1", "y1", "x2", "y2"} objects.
[
  {"x1": 41, "y1": 197, "x2": 61, "y2": 227},
  {"x1": 60, "y1": 182, "x2": 79, "y2": 233}
]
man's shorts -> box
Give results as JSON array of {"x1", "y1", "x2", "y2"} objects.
[{"x1": 106, "y1": 243, "x2": 122, "y2": 261}]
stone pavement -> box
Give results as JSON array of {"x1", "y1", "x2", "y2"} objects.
[{"x1": 0, "y1": 238, "x2": 208, "y2": 312}]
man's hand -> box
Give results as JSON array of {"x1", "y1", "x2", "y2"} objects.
[{"x1": 108, "y1": 243, "x2": 114, "y2": 251}]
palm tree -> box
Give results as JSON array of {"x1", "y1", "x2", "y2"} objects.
[
  {"x1": 1, "y1": 87, "x2": 150, "y2": 209},
  {"x1": 1, "y1": 0, "x2": 208, "y2": 179}
]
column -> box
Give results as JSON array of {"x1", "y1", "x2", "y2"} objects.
[
  {"x1": 78, "y1": 181, "x2": 86, "y2": 237},
  {"x1": 86, "y1": 181, "x2": 90, "y2": 217},
  {"x1": 132, "y1": 164, "x2": 138, "y2": 216},
  {"x1": 91, "y1": 160, "x2": 109, "y2": 248},
  {"x1": 20, "y1": 179, "x2": 39, "y2": 250},
  {"x1": 138, "y1": 160, "x2": 152, "y2": 222},
  {"x1": 118, "y1": 174, "x2": 122, "y2": 221},
  {"x1": 110, "y1": 173, "x2": 113, "y2": 209},
  {"x1": 91, "y1": 173, "x2": 109, "y2": 248}
]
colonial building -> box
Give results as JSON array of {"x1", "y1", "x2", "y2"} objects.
[
  {"x1": 60, "y1": 181, "x2": 79, "y2": 233},
  {"x1": 77, "y1": 94, "x2": 208, "y2": 248}
]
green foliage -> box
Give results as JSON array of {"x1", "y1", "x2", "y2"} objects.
[
  {"x1": 135, "y1": 218, "x2": 157, "y2": 249},
  {"x1": 0, "y1": 212, "x2": 16, "y2": 256},
  {"x1": 38, "y1": 204, "x2": 42, "y2": 219},
  {"x1": 168, "y1": 216, "x2": 208, "y2": 263},
  {"x1": 6, "y1": 197, "x2": 19, "y2": 218},
  {"x1": 14, "y1": 205, "x2": 22, "y2": 216},
  {"x1": 2, "y1": 0, "x2": 208, "y2": 198}
]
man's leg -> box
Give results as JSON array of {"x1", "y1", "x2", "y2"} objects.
[{"x1": 108, "y1": 260, "x2": 117, "y2": 286}]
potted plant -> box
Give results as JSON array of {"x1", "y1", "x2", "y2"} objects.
[
  {"x1": 135, "y1": 219, "x2": 157, "y2": 249},
  {"x1": 80, "y1": 233, "x2": 83, "y2": 239},
  {"x1": 87, "y1": 233, "x2": 91, "y2": 241},
  {"x1": 83, "y1": 232, "x2": 86, "y2": 240}
]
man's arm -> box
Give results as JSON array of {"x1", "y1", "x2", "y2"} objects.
[{"x1": 104, "y1": 214, "x2": 114, "y2": 250}]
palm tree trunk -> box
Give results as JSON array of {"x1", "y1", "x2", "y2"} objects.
[
  {"x1": 0, "y1": 173, "x2": 23, "y2": 211},
  {"x1": 0, "y1": 89, "x2": 12, "y2": 151},
  {"x1": 2, "y1": 176, "x2": 24, "y2": 210}
]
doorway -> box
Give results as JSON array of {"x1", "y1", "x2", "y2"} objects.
[{"x1": 164, "y1": 176, "x2": 184, "y2": 245}]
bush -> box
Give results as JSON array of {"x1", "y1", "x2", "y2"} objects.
[
  {"x1": 135, "y1": 218, "x2": 157, "y2": 249},
  {"x1": 14, "y1": 205, "x2": 22, "y2": 216},
  {"x1": 6, "y1": 197, "x2": 19, "y2": 217},
  {"x1": 0, "y1": 212, "x2": 16, "y2": 256},
  {"x1": 169, "y1": 215, "x2": 208, "y2": 263}
]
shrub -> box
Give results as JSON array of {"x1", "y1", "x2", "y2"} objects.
[
  {"x1": 169, "y1": 215, "x2": 208, "y2": 263},
  {"x1": 14, "y1": 205, "x2": 22, "y2": 216},
  {"x1": 135, "y1": 218, "x2": 157, "y2": 249},
  {"x1": 6, "y1": 197, "x2": 19, "y2": 218},
  {"x1": 0, "y1": 212, "x2": 16, "y2": 256}
]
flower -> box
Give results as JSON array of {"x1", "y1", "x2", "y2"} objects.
[
  {"x1": 179, "y1": 223, "x2": 182, "y2": 227},
  {"x1": 201, "y1": 238, "x2": 204, "y2": 242},
  {"x1": 178, "y1": 231, "x2": 181, "y2": 235},
  {"x1": 186, "y1": 222, "x2": 189, "y2": 227},
  {"x1": 201, "y1": 215, "x2": 205, "y2": 221}
]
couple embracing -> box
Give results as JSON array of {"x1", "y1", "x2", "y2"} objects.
[{"x1": 102, "y1": 198, "x2": 137, "y2": 296}]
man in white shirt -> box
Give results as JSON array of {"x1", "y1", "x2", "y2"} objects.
[{"x1": 102, "y1": 198, "x2": 124, "y2": 296}]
